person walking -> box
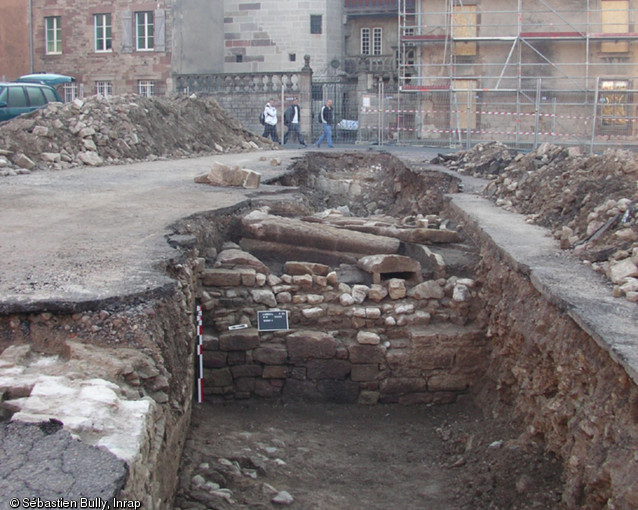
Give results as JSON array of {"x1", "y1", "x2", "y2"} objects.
[
  {"x1": 315, "y1": 99, "x2": 334, "y2": 148},
  {"x1": 283, "y1": 98, "x2": 307, "y2": 147},
  {"x1": 262, "y1": 98, "x2": 280, "y2": 143}
]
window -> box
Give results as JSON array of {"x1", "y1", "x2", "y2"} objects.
[
  {"x1": 45, "y1": 16, "x2": 62, "y2": 54},
  {"x1": 136, "y1": 11, "x2": 154, "y2": 50},
  {"x1": 289, "y1": 53, "x2": 296, "y2": 62},
  {"x1": 41, "y1": 87, "x2": 58, "y2": 103},
  {"x1": 600, "y1": 79, "x2": 629, "y2": 127},
  {"x1": 8, "y1": 87, "x2": 27, "y2": 107},
  {"x1": 601, "y1": 0, "x2": 629, "y2": 52},
  {"x1": 361, "y1": 28, "x2": 370, "y2": 55},
  {"x1": 63, "y1": 82, "x2": 78, "y2": 102},
  {"x1": 95, "y1": 81, "x2": 112, "y2": 97},
  {"x1": 138, "y1": 80, "x2": 155, "y2": 97},
  {"x1": 452, "y1": 5, "x2": 477, "y2": 56},
  {"x1": 94, "y1": 13, "x2": 112, "y2": 52},
  {"x1": 310, "y1": 15, "x2": 322, "y2": 34},
  {"x1": 25, "y1": 87, "x2": 46, "y2": 107},
  {"x1": 235, "y1": 54, "x2": 243, "y2": 63},
  {"x1": 373, "y1": 27, "x2": 382, "y2": 55}
]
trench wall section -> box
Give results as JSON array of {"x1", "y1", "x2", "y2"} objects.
[{"x1": 447, "y1": 200, "x2": 638, "y2": 509}]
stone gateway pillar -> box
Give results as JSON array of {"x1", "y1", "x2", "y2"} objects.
[{"x1": 300, "y1": 55, "x2": 313, "y2": 143}]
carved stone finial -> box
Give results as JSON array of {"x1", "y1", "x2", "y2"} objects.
[{"x1": 302, "y1": 54, "x2": 312, "y2": 72}]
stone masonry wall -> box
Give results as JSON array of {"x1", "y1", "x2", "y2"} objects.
[
  {"x1": 450, "y1": 204, "x2": 638, "y2": 509},
  {"x1": 0, "y1": 257, "x2": 200, "y2": 509},
  {"x1": 197, "y1": 247, "x2": 489, "y2": 406}
]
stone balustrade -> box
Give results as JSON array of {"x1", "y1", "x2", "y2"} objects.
[{"x1": 175, "y1": 72, "x2": 301, "y2": 95}]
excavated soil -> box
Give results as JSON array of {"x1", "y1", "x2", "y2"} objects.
[
  {"x1": 432, "y1": 142, "x2": 638, "y2": 301},
  {"x1": 175, "y1": 151, "x2": 565, "y2": 510},
  {"x1": 175, "y1": 399, "x2": 563, "y2": 510},
  {"x1": 5, "y1": 95, "x2": 631, "y2": 507}
]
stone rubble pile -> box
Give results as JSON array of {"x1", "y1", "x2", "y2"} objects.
[
  {"x1": 0, "y1": 94, "x2": 274, "y2": 176},
  {"x1": 434, "y1": 142, "x2": 638, "y2": 302},
  {"x1": 194, "y1": 206, "x2": 488, "y2": 405},
  {"x1": 431, "y1": 141, "x2": 518, "y2": 177}
]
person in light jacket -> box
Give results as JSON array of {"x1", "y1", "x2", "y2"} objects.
[
  {"x1": 315, "y1": 99, "x2": 333, "y2": 148},
  {"x1": 263, "y1": 98, "x2": 280, "y2": 143}
]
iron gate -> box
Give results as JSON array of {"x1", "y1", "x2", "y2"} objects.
[{"x1": 311, "y1": 81, "x2": 359, "y2": 145}]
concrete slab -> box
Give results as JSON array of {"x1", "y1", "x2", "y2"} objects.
[
  {"x1": 0, "y1": 420, "x2": 127, "y2": 507},
  {"x1": 0, "y1": 150, "x2": 302, "y2": 313}
]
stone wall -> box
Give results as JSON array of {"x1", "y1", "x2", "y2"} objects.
[
  {"x1": 175, "y1": 64, "x2": 313, "y2": 140},
  {"x1": 196, "y1": 245, "x2": 489, "y2": 406},
  {"x1": 448, "y1": 202, "x2": 638, "y2": 509},
  {"x1": 32, "y1": 0, "x2": 173, "y2": 96},
  {"x1": 0, "y1": 258, "x2": 200, "y2": 509}
]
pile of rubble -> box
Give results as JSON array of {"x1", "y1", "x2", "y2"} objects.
[
  {"x1": 432, "y1": 141, "x2": 518, "y2": 177},
  {"x1": 434, "y1": 142, "x2": 638, "y2": 302},
  {"x1": 0, "y1": 94, "x2": 274, "y2": 176}
]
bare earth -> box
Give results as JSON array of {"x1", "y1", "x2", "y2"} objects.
[{"x1": 175, "y1": 398, "x2": 563, "y2": 510}]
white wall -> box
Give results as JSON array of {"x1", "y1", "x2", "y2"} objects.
[
  {"x1": 223, "y1": 0, "x2": 344, "y2": 73},
  {"x1": 173, "y1": 0, "x2": 225, "y2": 74}
]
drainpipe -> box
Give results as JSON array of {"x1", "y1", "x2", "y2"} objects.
[{"x1": 28, "y1": 0, "x2": 34, "y2": 73}]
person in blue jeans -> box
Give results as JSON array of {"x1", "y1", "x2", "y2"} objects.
[{"x1": 315, "y1": 99, "x2": 334, "y2": 148}]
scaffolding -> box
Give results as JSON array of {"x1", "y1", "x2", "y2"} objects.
[{"x1": 385, "y1": 0, "x2": 638, "y2": 151}]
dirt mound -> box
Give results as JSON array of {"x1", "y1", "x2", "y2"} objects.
[
  {"x1": 0, "y1": 94, "x2": 275, "y2": 175},
  {"x1": 434, "y1": 142, "x2": 638, "y2": 302}
]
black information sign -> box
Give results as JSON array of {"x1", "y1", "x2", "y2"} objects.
[{"x1": 257, "y1": 310, "x2": 289, "y2": 332}]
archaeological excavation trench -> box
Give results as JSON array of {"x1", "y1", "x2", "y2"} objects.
[{"x1": 1, "y1": 151, "x2": 638, "y2": 509}]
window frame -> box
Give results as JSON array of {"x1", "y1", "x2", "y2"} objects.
[
  {"x1": 95, "y1": 81, "x2": 113, "y2": 97},
  {"x1": 94, "y1": 13, "x2": 112, "y2": 53},
  {"x1": 45, "y1": 16, "x2": 62, "y2": 55},
  {"x1": 361, "y1": 27, "x2": 371, "y2": 55},
  {"x1": 135, "y1": 11, "x2": 155, "y2": 51},
  {"x1": 310, "y1": 15, "x2": 322, "y2": 35},
  {"x1": 599, "y1": 79, "x2": 630, "y2": 130},
  {"x1": 372, "y1": 27, "x2": 382, "y2": 55},
  {"x1": 63, "y1": 82, "x2": 78, "y2": 103},
  {"x1": 138, "y1": 80, "x2": 155, "y2": 98}
]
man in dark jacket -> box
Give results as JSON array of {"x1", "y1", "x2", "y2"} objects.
[
  {"x1": 315, "y1": 99, "x2": 334, "y2": 148},
  {"x1": 283, "y1": 97, "x2": 307, "y2": 147}
]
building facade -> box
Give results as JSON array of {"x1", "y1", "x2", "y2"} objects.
[
  {"x1": 28, "y1": 0, "x2": 176, "y2": 99},
  {"x1": 396, "y1": 0, "x2": 638, "y2": 147},
  {"x1": 3, "y1": 0, "x2": 638, "y2": 149},
  {"x1": 0, "y1": 0, "x2": 347, "y2": 98},
  {"x1": 222, "y1": 0, "x2": 344, "y2": 76},
  {"x1": 0, "y1": 0, "x2": 31, "y2": 81}
]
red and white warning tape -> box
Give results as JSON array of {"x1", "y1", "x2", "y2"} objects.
[
  {"x1": 359, "y1": 107, "x2": 594, "y2": 121},
  {"x1": 196, "y1": 305, "x2": 204, "y2": 404}
]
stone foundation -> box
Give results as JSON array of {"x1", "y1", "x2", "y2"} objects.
[
  {"x1": 0, "y1": 259, "x2": 200, "y2": 508},
  {"x1": 197, "y1": 241, "x2": 489, "y2": 405},
  {"x1": 448, "y1": 199, "x2": 638, "y2": 509}
]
